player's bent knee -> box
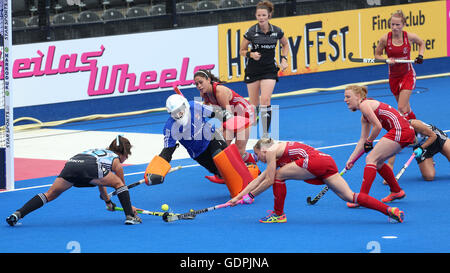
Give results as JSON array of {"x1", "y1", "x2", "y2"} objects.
[{"x1": 422, "y1": 174, "x2": 435, "y2": 181}]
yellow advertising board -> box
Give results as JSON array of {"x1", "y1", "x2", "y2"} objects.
[{"x1": 218, "y1": 1, "x2": 447, "y2": 83}]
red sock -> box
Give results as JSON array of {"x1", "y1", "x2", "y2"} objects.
[
  {"x1": 273, "y1": 179, "x2": 286, "y2": 216},
  {"x1": 355, "y1": 193, "x2": 389, "y2": 216},
  {"x1": 404, "y1": 110, "x2": 416, "y2": 120},
  {"x1": 377, "y1": 164, "x2": 402, "y2": 193},
  {"x1": 360, "y1": 164, "x2": 377, "y2": 194}
]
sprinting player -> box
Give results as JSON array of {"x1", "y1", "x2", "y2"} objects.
[
  {"x1": 6, "y1": 136, "x2": 141, "y2": 226},
  {"x1": 374, "y1": 9, "x2": 425, "y2": 120},
  {"x1": 344, "y1": 85, "x2": 415, "y2": 208},
  {"x1": 409, "y1": 119, "x2": 450, "y2": 181},
  {"x1": 194, "y1": 69, "x2": 256, "y2": 163},
  {"x1": 229, "y1": 139, "x2": 405, "y2": 223},
  {"x1": 240, "y1": 0, "x2": 289, "y2": 137}
]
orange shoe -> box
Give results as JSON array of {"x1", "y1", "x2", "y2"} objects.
[
  {"x1": 346, "y1": 202, "x2": 360, "y2": 208},
  {"x1": 205, "y1": 174, "x2": 225, "y2": 184},
  {"x1": 387, "y1": 207, "x2": 405, "y2": 223},
  {"x1": 381, "y1": 190, "x2": 406, "y2": 203}
]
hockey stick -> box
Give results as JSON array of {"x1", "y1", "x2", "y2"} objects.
[
  {"x1": 107, "y1": 165, "x2": 182, "y2": 198},
  {"x1": 162, "y1": 202, "x2": 231, "y2": 222},
  {"x1": 112, "y1": 206, "x2": 168, "y2": 216},
  {"x1": 395, "y1": 153, "x2": 415, "y2": 180},
  {"x1": 348, "y1": 52, "x2": 415, "y2": 64},
  {"x1": 306, "y1": 150, "x2": 365, "y2": 205},
  {"x1": 174, "y1": 85, "x2": 185, "y2": 97},
  {"x1": 112, "y1": 206, "x2": 195, "y2": 219}
]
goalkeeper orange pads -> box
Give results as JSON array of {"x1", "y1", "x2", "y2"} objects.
[
  {"x1": 213, "y1": 144, "x2": 254, "y2": 197},
  {"x1": 144, "y1": 155, "x2": 171, "y2": 185}
]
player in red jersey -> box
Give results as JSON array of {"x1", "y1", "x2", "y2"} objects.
[
  {"x1": 344, "y1": 85, "x2": 415, "y2": 208},
  {"x1": 194, "y1": 70, "x2": 257, "y2": 183},
  {"x1": 375, "y1": 10, "x2": 425, "y2": 121},
  {"x1": 229, "y1": 139, "x2": 405, "y2": 223},
  {"x1": 194, "y1": 70, "x2": 256, "y2": 156}
]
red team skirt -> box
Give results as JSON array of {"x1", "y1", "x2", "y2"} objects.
[
  {"x1": 382, "y1": 126, "x2": 416, "y2": 148},
  {"x1": 389, "y1": 70, "x2": 416, "y2": 97},
  {"x1": 292, "y1": 153, "x2": 339, "y2": 185}
]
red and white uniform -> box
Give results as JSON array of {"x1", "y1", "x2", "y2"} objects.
[
  {"x1": 385, "y1": 31, "x2": 416, "y2": 96},
  {"x1": 276, "y1": 142, "x2": 338, "y2": 185},
  {"x1": 202, "y1": 82, "x2": 255, "y2": 122},
  {"x1": 364, "y1": 99, "x2": 415, "y2": 147}
]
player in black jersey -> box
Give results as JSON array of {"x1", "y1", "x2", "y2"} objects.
[
  {"x1": 409, "y1": 119, "x2": 450, "y2": 181},
  {"x1": 6, "y1": 136, "x2": 142, "y2": 226},
  {"x1": 239, "y1": 0, "x2": 289, "y2": 137},
  {"x1": 382, "y1": 119, "x2": 450, "y2": 183}
]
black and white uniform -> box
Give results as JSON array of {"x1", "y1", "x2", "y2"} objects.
[
  {"x1": 243, "y1": 23, "x2": 285, "y2": 83},
  {"x1": 415, "y1": 122, "x2": 448, "y2": 164},
  {"x1": 58, "y1": 149, "x2": 118, "y2": 187}
]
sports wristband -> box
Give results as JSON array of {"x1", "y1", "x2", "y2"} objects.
[
  {"x1": 248, "y1": 192, "x2": 255, "y2": 199},
  {"x1": 246, "y1": 52, "x2": 251, "y2": 58},
  {"x1": 281, "y1": 55, "x2": 287, "y2": 61}
]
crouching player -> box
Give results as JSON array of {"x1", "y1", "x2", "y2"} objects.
[
  {"x1": 229, "y1": 138, "x2": 405, "y2": 223},
  {"x1": 409, "y1": 119, "x2": 450, "y2": 181},
  {"x1": 6, "y1": 136, "x2": 141, "y2": 226},
  {"x1": 144, "y1": 94, "x2": 259, "y2": 197}
]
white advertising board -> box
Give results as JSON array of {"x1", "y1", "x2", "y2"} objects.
[{"x1": 11, "y1": 26, "x2": 219, "y2": 107}]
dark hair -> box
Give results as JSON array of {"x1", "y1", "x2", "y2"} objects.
[
  {"x1": 256, "y1": 1, "x2": 274, "y2": 14},
  {"x1": 193, "y1": 69, "x2": 226, "y2": 84},
  {"x1": 108, "y1": 135, "x2": 132, "y2": 157}
]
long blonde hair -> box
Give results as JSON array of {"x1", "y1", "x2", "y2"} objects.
[
  {"x1": 253, "y1": 138, "x2": 274, "y2": 151},
  {"x1": 345, "y1": 85, "x2": 368, "y2": 100},
  {"x1": 391, "y1": 10, "x2": 407, "y2": 25}
]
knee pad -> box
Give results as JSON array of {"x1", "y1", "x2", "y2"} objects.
[{"x1": 213, "y1": 144, "x2": 254, "y2": 197}]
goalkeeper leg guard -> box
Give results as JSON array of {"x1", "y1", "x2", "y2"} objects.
[{"x1": 213, "y1": 144, "x2": 254, "y2": 197}]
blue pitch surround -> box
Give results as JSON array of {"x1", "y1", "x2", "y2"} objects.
[{"x1": 1, "y1": 61, "x2": 450, "y2": 254}]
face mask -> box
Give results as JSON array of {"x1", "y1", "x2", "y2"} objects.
[{"x1": 171, "y1": 104, "x2": 190, "y2": 127}]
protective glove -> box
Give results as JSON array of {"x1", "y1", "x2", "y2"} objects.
[{"x1": 364, "y1": 140, "x2": 374, "y2": 153}]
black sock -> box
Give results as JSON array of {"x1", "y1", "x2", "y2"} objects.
[
  {"x1": 260, "y1": 105, "x2": 272, "y2": 136},
  {"x1": 116, "y1": 186, "x2": 134, "y2": 216},
  {"x1": 17, "y1": 193, "x2": 48, "y2": 218}
]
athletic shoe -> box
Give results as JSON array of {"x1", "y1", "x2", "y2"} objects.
[
  {"x1": 205, "y1": 175, "x2": 225, "y2": 184},
  {"x1": 6, "y1": 212, "x2": 21, "y2": 226},
  {"x1": 259, "y1": 210, "x2": 287, "y2": 223},
  {"x1": 381, "y1": 190, "x2": 406, "y2": 203},
  {"x1": 125, "y1": 215, "x2": 142, "y2": 225},
  {"x1": 346, "y1": 202, "x2": 360, "y2": 208},
  {"x1": 387, "y1": 207, "x2": 405, "y2": 223}
]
